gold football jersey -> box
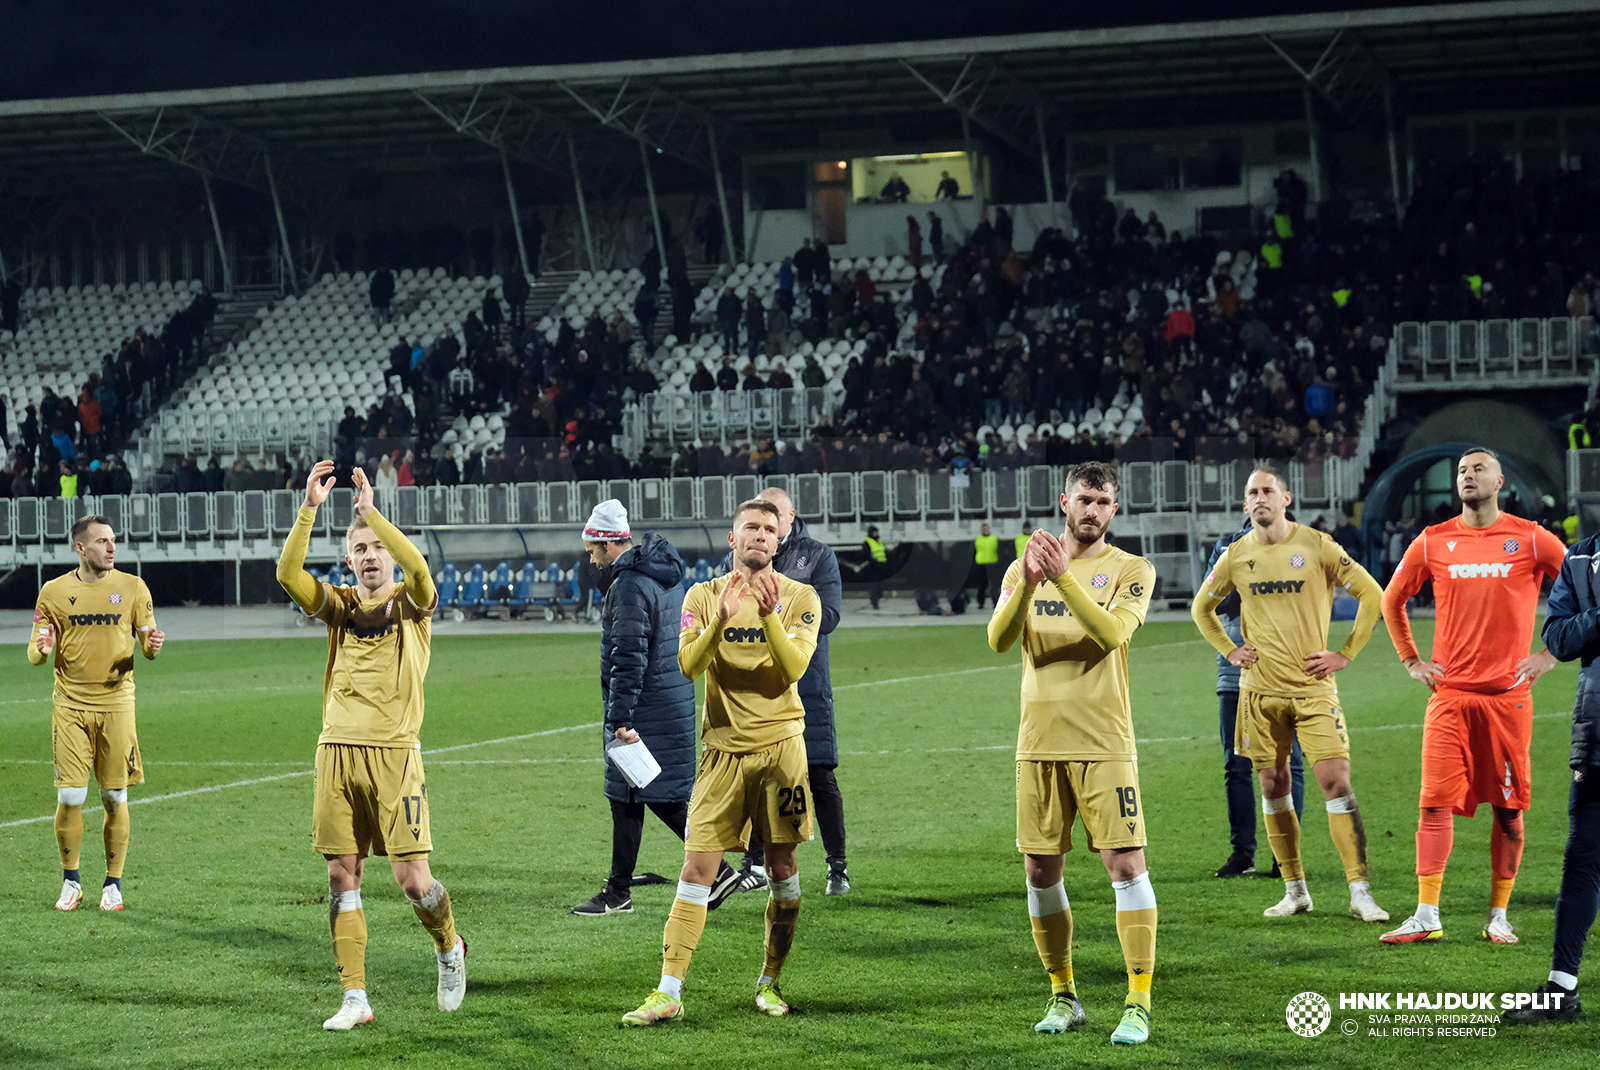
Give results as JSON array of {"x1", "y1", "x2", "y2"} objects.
[
  {"x1": 680, "y1": 573, "x2": 821, "y2": 754},
  {"x1": 31, "y1": 569, "x2": 157, "y2": 711},
  {"x1": 312, "y1": 582, "x2": 433, "y2": 748},
  {"x1": 999, "y1": 545, "x2": 1155, "y2": 761},
  {"x1": 1198, "y1": 524, "x2": 1377, "y2": 698}
]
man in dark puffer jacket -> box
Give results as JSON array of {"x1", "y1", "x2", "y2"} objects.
[{"x1": 572, "y1": 500, "x2": 737, "y2": 916}]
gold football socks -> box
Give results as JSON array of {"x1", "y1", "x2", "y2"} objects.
[
  {"x1": 102, "y1": 793, "x2": 130, "y2": 881},
  {"x1": 761, "y1": 874, "x2": 803, "y2": 983},
  {"x1": 1325, "y1": 794, "x2": 1369, "y2": 883},
  {"x1": 409, "y1": 879, "x2": 458, "y2": 953},
  {"x1": 331, "y1": 890, "x2": 368, "y2": 992},
  {"x1": 1263, "y1": 794, "x2": 1305, "y2": 881},
  {"x1": 55, "y1": 802, "x2": 84, "y2": 875},
  {"x1": 660, "y1": 880, "x2": 711, "y2": 997},
  {"x1": 1112, "y1": 872, "x2": 1157, "y2": 1013},
  {"x1": 1026, "y1": 879, "x2": 1075, "y2": 996}
]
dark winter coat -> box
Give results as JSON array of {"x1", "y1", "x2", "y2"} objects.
[
  {"x1": 721, "y1": 515, "x2": 843, "y2": 765},
  {"x1": 599, "y1": 533, "x2": 697, "y2": 803},
  {"x1": 1543, "y1": 533, "x2": 1600, "y2": 770}
]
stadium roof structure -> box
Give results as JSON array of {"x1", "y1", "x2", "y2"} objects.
[{"x1": 0, "y1": 0, "x2": 1597, "y2": 200}]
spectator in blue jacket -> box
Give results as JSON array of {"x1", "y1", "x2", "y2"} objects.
[
  {"x1": 1505, "y1": 534, "x2": 1600, "y2": 1022},
  {"x1": 1208, "y1": 523, "x2": 1305, "y2": 880},
  {"x1": 720, "y1": 487, "x2": 851, "y2": 894},
  {"x1": 572, "y1": 499, "x2": 738, "y2": 916}
]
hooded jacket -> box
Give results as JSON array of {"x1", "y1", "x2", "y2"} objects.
[
  {"x1": 721, "y1": 515, "x2": 844, "y2": 765},
  {"x1": 1543, "y1": 533, "x2": 1600, "y2": 769},
  {"x1": 599, "y1": 533, "x2": 697, "y2": 803}
]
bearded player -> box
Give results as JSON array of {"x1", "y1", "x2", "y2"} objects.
[
  {"x1": 988, "y1": 462, "x2": 1158, "y2": 1047},
  {"x1": 1191, "y1": 465, "x2": 1389, "y2": 925},
  {"x1": 623, "y1": 499, "x2": 821, "y2": 1027},
  {"x1": 276, "y1": 460, "x2": 464, "y2": 1030},
  {"x1": 1379, "y1": 447, "x2": 1565, "y2": 945},
  {"x1": 30, "y1": 515, "x2": 164, "y2": 912}
]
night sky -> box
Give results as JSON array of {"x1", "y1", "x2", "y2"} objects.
[{"x1": 2, "y1": 0, "x2": 1473, "y2": 102}]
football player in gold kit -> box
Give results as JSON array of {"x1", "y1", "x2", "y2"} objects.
[
  {"x1": 277, "y1": 460, "x2": 464, "y2": 1031},
  {"x1": 29, "y1": 515, "x2": 163, "y2": 912},
  {"x1": 623, "y1": 499, "x2": 822, "y2": 1026},
  {"x1": 988, "y1": 462, "x2": 1158, "y2": 1046},
  {"x1": 1191, "y1": 466, "x2": 1389, "y2": 923}
]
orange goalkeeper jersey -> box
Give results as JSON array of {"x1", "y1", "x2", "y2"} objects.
[{"x1": 1382, "y1": 514, "x2": 1564, "y2": 694}]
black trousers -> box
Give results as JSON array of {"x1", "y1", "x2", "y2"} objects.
[
  {"x1": 746, "y1": 763, "x2": 847, "y2": 870},
  {"x1": 1553, "y1": 769, "x2": 1600, "y2": 977},
  {"x1": 965, "y1": 561, "x2": 993, "y2": 607},
  {"x1": 607, "y1": 798, "x2": 688, "y2": 896}
]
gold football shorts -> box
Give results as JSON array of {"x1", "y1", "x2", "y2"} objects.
[
  {"x1": 312, "y1": 744, "x2": 432, "y2": 861},
  {"x1": 1237, "y1": 691, "x2": 1349, "y2": 769},
  {"x1": 1016, "y1": 758, "x2": 1146, "y2": 855},
  {"x1": 685, "y1": 734, "x2": 813, "y2": 854},
  {"x1": 52, "y1": 703, "x2": 143, "y2": 790}
]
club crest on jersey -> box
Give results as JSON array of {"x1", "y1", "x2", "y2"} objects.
[
  {"x1": 1504, "y1": 539, "x2": 1519, "y2": 553},
  {"x1": 1290, "y1": 554, "x2": 1305, "y2": 569},
  {"x1": 681, "y1": 609, "x2": 695, "y2": 630},
  {"x1": 109, "y1": 593, "x2": 122, "y2": 605},
  {"x1": 1091, "y1": 574, "x2": 1109, "y2": 589}
]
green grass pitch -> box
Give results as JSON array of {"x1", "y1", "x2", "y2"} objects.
[{"x1": 0, "y1": 619, "x2": 1591, "y2": 1069}]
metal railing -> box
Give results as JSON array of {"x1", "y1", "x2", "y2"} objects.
[
  {"x1": 0, "y1": 457, "x2": 1353, "y2": 552},
  {"x1": 1392, "y1": 316, "x2": 1599, "y2": 383}
]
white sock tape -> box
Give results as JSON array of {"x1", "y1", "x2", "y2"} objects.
[
  {"x1": 100, "y1": 787, "x2": 127, "y2": 805},
  {"x1": 1026, "y1": 879, "x2": 1070, "y2": 917},
  {"x1": 57, "y1": 786, "x2": 88, "y2": 807},
  {"x1": 335, "y1": 889, "x2": 363, "y2": 912},
  {"x1": 769, "y1": 873, "x2": 801, "y2": 901},
  {"x1": 1262, "y1": 794, "x2": 1293, "y2": 815},
  {"x1": 415, "y1": 879, "x2": 445, "y2": 910},
  {"x1": 676, "y1": 880, "x2": 712, "y2": 905},
  {"x1": 1326, "y1": 793, "x2": 1358, "y2": 815},
  {"x1": 1112, "y1": 871, "x2": 1157, "y2": 912}
]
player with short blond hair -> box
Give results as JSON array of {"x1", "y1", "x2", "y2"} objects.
[
  {"x1": 276, "y1": 460, "x2": 464, "y2": 1031},
  {"x1": 1191, "y1": 466, "x2": 1389, "y2": 924},
  {"x1": 1379, "y1": 447, "x2": 1565, "y2": 945},
  {"x1": 988, "y1": 462, "x2": 1159, "y2": 1047},
  {"x1": 30, "y1": 514, "x2": 164, "y2": 912},
  {"x1": 623, "y1": 499, "x2": 822, "y2": 1027}
]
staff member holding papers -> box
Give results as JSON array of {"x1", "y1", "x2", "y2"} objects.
[{"x1": 572, "y1": 500, "x2": 738, "y2": 916}]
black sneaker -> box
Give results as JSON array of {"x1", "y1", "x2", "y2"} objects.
[
  {"x1": 707, "y1": 861, "x2": 741, "y2": 911},
  {"x1": 571, "y1": 887, "x2": 632, "y2": 916},
  {"x1": 1265, "y1": 859, "x2": 1282, "y2": 880},
  {"x1": 826, "y1": 863, "x2": 850, "y2": 896},
  {"x1": 1501, "y1": 981, "x2": 1583, "y2": 1024},
  {"x1": 736, "y1": 863, "x2": 769, "y2": 893},
  {"x1": 1215, "y1": 852, "x2": 1256, "y2": 879}
]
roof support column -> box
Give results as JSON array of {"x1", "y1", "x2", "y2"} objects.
[
  {"x1": 566, "y1": 131, "x2": 598, "y2": 272},
  {"x1": 707, "y1": 123, "x2": 737, "y2": 266},
  {"x1": 200, "y1": 170, "x2": 233, "y2": 294},
  {"x1": 262, "y1": 148, "x2": 297, "y2": 292},
  {"x1": 1035, "y1": 105, "x2": 1059, "y2": 230},
  {"x1": 1383, "y1": 85, "x2": 1404, "y2": 221},
  {"x1": 962, "y1": 113, "x2": 985, "y2": 219},
  {"x1": 639, "y1": 139, "x2": 667, "y2": 275},
  {"x1": 1302, "y1": 87, "x2": 1324, "y2": 208},
  {"x1": 500, "y1": 147, "x2": 531, "y2": 273}
]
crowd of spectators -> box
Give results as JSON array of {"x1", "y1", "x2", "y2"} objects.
[{"x1": 2, "y1": 291, "x2": 215, "y2": 499}]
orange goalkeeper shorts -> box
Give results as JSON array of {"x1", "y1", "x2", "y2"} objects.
[{"x1": 1419, "y1": 687, "x2": 1532, "y2": 817}]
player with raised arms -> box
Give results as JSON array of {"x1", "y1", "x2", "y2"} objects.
[
  {"x1": 1379, "y1": 447, "x2": 1565, "y2": 945},
  {"x1": 1191, "y1": 465, "x2": 1389, "y2": 924},
  {"x1": 622, "y1": 498, "x2": 821, "y2": 1027},
  {"x1": 987, "y1": 461, "x2": 1159, "y2": 1046},
  {"x1": 276, "y1": 460, "x2": 464, "y2": 1031},
  {"x1": 29, "y1": 514, "x2": 164, "y2": 912}
]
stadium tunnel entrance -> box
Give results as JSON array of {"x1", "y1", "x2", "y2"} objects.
[{"x1": 1360, "y1": 428, "x2": 1559, "y2": 576}]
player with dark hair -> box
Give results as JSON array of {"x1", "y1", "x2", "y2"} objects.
[
  {"x1": 988, "y1": 462, "x2": 1159, "y2": 1046},
  {"x1": 623, "y1": 499, "x2": 822, "y2": 1026},
  {"x1": 29, "y1": 514, "x2": 163, "y2": 912},
  {"x1": 1192, "y1": 466, "x2": 1389, "y2": 924},
  {"x1": 276, "y1": 460, "x2": 464, "y2": 1031},
  {"x1": 1380, "y1": 448, "x2": 1565, "y2": 945}
]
